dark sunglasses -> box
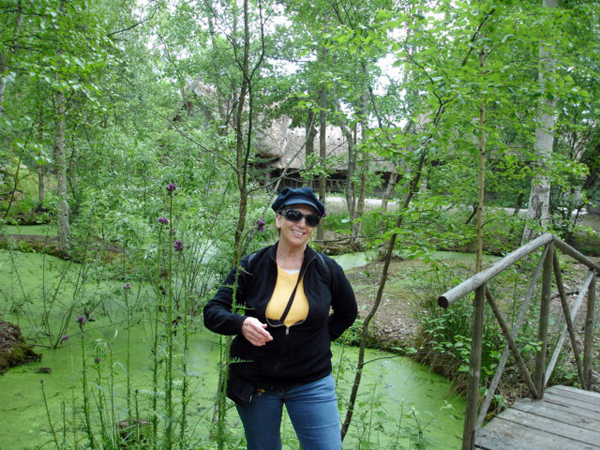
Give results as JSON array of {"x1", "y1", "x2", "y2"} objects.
[{"x1": 281, "y1": 208, "x2": 320, "y2": 227}]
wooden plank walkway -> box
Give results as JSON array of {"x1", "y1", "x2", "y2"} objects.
[{"x1": 475, "y1": 385, "x2": 600, "y2": 450}]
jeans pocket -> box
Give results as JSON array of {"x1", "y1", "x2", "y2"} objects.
[{"x1": 226, "y1": 370, "x2": 255, "y2": 405}]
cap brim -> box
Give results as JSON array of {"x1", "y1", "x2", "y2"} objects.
[{"x1": 283, "y1": 200, "x2": 319, "y2": 213}]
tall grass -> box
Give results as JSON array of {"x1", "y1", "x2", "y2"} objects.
[{"x1": 2, "y1": 185, "x2": 459, "y2": 450}]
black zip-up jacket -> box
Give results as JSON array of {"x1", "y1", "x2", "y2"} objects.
[{"x1": 203, "y1": 243, "x2": 357, "y2": 389}]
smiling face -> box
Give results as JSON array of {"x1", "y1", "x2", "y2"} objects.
[{"x1": 276, "y1": 204, "x2": 318, "y2": 249}]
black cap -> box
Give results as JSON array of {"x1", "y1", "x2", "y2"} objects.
[{"x1": 271, "y1": 187, "x2": 326, "y2": 217}]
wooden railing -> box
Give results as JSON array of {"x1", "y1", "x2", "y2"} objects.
[{"x1": 438, "y1": 233, "x2": 599, "y2": 450}]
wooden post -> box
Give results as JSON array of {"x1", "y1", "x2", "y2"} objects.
[
  {"x1": 583, "y1": 269, "x2": 596, "y2": 390},
  {"x1": 485, "y1": 289, "x2": 538, "y2": 399},
  {"x1": 476, "y1": 249, "x2": 547, "y2": 429},
  {"x1": 545, "y1": 270, "x2": 594, "y2": 385},
  {"x1": 461, "y1": 284, "x2": 485, "y2": 450},
  {"x1": 534, "y1": 242, "x2": 553, "y2": 397},
  {"x1": 552, "y1": 251, "x2": 585, "y2": 386}
]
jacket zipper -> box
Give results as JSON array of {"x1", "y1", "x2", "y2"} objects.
[
  {"x1": 282, "y1": 254, "x2": 315, "y2": 336},
  {"x1": 269, "y1": 248, "x2": 316, "y2": 379}
]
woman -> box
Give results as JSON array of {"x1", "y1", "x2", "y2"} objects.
[{"x1": 203, "y1": 187, "x2": 357, "y2": 450}]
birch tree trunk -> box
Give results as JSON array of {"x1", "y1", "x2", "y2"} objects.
[
  {"x1": 54, "y1": 88, "x2": 71, "y2": 253},
  {"x1": 521, "y1": 0, "x2": 558, "y2": 244},
  {"x1": 38, "y1": 110, "x2": 46, "y2": 206}
]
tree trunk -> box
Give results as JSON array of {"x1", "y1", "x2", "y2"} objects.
[
  {"x1": 0, "y1": 4, "x2": 24, "y2": 116},
  {"x1": 380, "y1": 171, "x2": 398, "y2": 213},
  {"x1": 340, "y1": 118, "x2": 356, "y2": 221},
  {"x1": 317, "y1": 46, "x2": 328, "y2": 241},
  {"x1": 476, "y1": 83, "x2": 486, "y2": 273},
  {"x1": 38, "y1": 168, "x2": 46, "y2": 207},
  {"x1": 38, "y1": 114, "x2": 46, "y2": 206},
  {"x1": 0, "y1": 57, "x2": 6, "y2": 116},
  {"x1": 54, "y1": 88, "x2": 71, "y2": 253},
  {"x1": 203, "y1": 0, "x2": 229, "y2": 131},
  {"x1": 353, "y1": 87, "x2": 370, "y2": 241},
  {"x1": 341, "y1": 141, "x2": 428, "y2": 440},
  {"x1": 305, "y1": 109, "x2": 316, "y2": 190},
  {"x1": 233, "y1": 0, "x2": 251, "y2": 263},
  {"x1": 462, "y1": 48, "x2": 488, "y2": 450},
  {"x1": 333, "y1": 96, "x2": 359, "y2": 243},
  {"x1": 521, "y1": 0, "x2": 558, "y2": 244},
  {"x1": 379, "y1": 121, "x2": 414, "y2": 216}
]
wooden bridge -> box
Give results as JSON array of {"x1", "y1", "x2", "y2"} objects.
[
  {"x1": 438, "y1": 233, "x2": 599, "y2": 450},
  {"x1": 475, "y1": 385, "x2": 600, "y2": 449}
]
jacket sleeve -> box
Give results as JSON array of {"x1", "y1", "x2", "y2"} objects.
[
  {"x1": 203, "y1": 261, "x2": 249, "y2": 336},
  {"x1": 327, "y1": 260, "x2": 358, "y2": 341}
]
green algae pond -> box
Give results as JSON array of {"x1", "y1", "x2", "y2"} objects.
[{"x1": 0, "y1": 248, "x2": 465, "y2": 449}]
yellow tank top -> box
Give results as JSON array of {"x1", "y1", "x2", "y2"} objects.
[{"x1": 265, "y1": 266, "x2": 309, "y2": 327}]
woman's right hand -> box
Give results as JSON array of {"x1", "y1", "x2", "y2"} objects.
[{"x1": 241, "y1": 317, "x2": 273, "y2": 347}]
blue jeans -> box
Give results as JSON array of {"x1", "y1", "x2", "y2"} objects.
[{"x1": 235, "y1": 374, "x2": 342, "y2": 450}]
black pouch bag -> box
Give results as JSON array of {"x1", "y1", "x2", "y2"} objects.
[{"x1": 226, "y1": 370, "x2": 255, "y2": 405}]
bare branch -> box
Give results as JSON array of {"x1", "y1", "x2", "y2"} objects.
[{"x1": 107, "y1": 8, "x2": 157, "y2": 38}]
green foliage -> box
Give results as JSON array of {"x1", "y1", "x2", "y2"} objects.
[
  {"x1": 410, "y1": 263, "x2": 502, "y2": 391},
  {"x1": 2, "y1": 0, "x2": 600, "y2": 447},
  {"x1": 422, "y1": 302, "x2": 501, "y2": 378},
  {"x1": 323, "y1": 208, "x2": 382, "y2": 240}
]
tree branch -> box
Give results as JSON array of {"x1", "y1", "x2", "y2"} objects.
[{"x1": 107, "y1": 8, "x2": 157, "y2": 38}]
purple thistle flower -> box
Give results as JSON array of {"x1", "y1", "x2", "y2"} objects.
[
  {"x1": 173, "y1": 240, "x2": 184, "y2": 252},
  {"x1": 62, "y1": 334, "x2": 69, "y2": 341},
  {"x1": 256, "y1": 219, "x2": 266, "y2": 232},
  {"x1": 158, "y1": 217, "x2": 169, "y2": 225},
  {"x1": 166, "y1": 183, "x2": 177, "y2": 195},
  {"x1": 94, "y1": 358, "x2": 101, "y2": 364},
  {"x1": 77, "y1": 316, "x2": 85, "y2": 324},
  {"x1": 123, "y1": 282, "x2": 131, "y2": 290}
]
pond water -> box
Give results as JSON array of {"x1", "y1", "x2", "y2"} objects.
[{"x1": 0, "y1": 247, "x2": 465, "y2": 450}]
